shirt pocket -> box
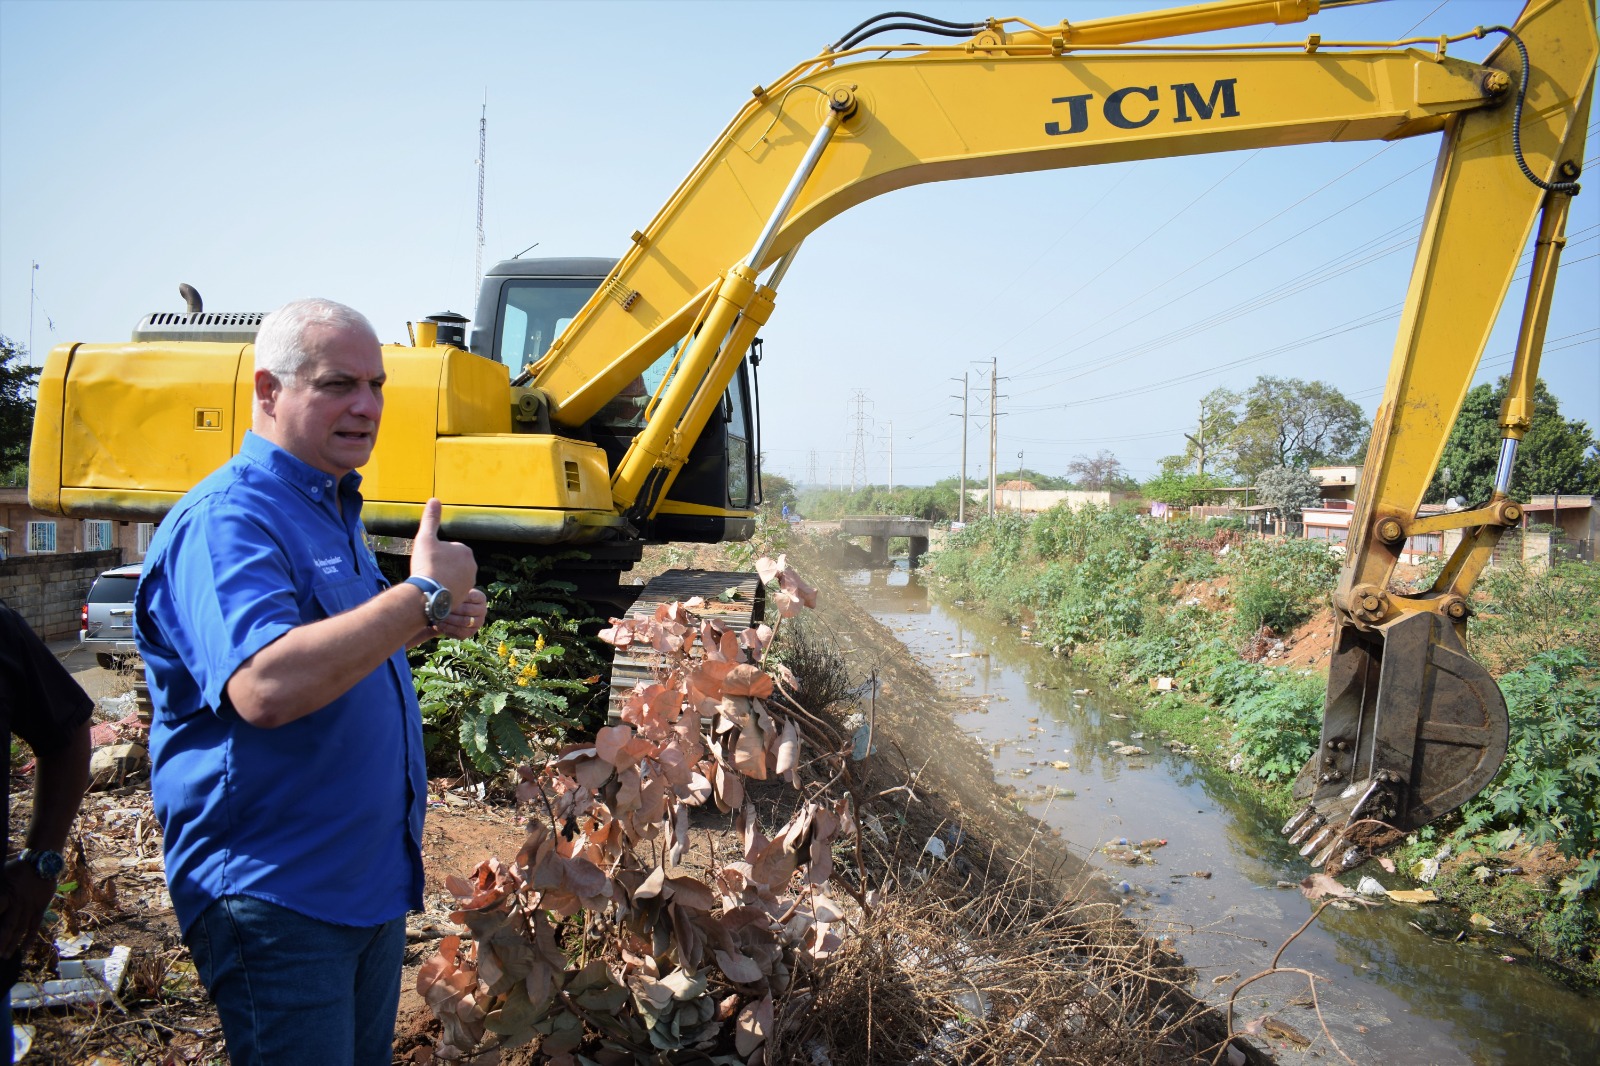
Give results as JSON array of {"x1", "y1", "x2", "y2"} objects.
[{"x1": 310, "y1": 576, "x2": 369, "y2": 620}]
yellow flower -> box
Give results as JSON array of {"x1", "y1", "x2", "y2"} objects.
[
  {"x1": 497, "y1": 642, "x2": 509, "y2": 660},
  {"x1": 534, "y1": 634, "x2": 546, "y2": 652},
  {"x1": 516, "y1": 677, "x2": 529, "y2": 687}
]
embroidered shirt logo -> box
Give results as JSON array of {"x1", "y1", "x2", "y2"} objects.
[{"x1": 314, "y1": 555, "x2": 346, "y2": 575}]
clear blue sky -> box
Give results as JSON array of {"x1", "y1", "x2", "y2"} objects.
[{"x1": 2, "y1": 0, "x2": 1595, "y2": 487}]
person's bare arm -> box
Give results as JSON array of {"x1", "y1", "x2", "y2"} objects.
[
  {"x1": 226, "y1": 498, "x2": 482, "y2": 728},
  {"x1": 0, "y1": 719, "x2": 92, "y2": 957}
]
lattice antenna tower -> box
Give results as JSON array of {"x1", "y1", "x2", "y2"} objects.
[
  {"x1": 847, "y1": 390, "x2": 873, "y2": 491},
  {"x1": 474, "y1": 98, "x2": 487, "y2": 305}
]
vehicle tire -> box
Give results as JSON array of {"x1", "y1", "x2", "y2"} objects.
[{"x1": 96, "y1": 653, "x2": 117, "y2": 670}]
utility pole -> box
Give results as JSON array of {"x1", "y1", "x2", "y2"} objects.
[
  {"x1": 1183, "y1": 397, "x2": 1211, "y2": 475},
  {"x1": 807, "y1": 449, "x2": 818, "y2": 488},
  {"x1": 29, "y1": 261, "x2": 39, "y2": 364},
  {"x1": 1016, "y1": 450, "x2": 1025, "y2": 511},
  {"x1": 988, "y1": 358, "x2": 998, "y2": 518},
  {"x1": 951, "y1": 373, "x2": 968, "y2": 524},
  {"x1": 886, "y1": 420, "x2": 894, "y2": 493},
  {"x1": 475, "y1": 100, "x2": 487, "y2": 307}
]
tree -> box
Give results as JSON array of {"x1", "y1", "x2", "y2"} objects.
[
  {"x1": 1179, "y1": 387, "x2": 1242, "y2": 475},
  {"x1": 1066, "y1": 450, "x2": 1135, "y2": 491},
  {"x1": 1, "y1": 336, "x2": 38, "y2": 485},
  {"x1": 1232, "y1": 376, "x2": 1364, "y2": 477},
  {"x1": 1427, "y1": 377, "x2": 1600, "y2": 503},
  {"x1": 1142, "y1": 470, "x2": 1231, "y2": 509},
  {"x1": 1255, "y1": 466, "x2": 1324, "y2": 526},
  {"x1": 760, "y1": 471, "x2": 798, "y2": 511}
]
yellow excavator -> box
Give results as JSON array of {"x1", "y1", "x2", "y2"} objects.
[{"x1": 29, "y1": 0, "x2": 1595, "y2": 864}]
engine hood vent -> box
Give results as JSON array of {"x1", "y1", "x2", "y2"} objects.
[{"x1": 134, "y1": 310, "x2": 266, "y2": 343}]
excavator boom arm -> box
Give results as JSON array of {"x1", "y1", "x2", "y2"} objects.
[
  {"x1": 529, "y1": 0, "x2": 1594, "y2": 858},
  {"x1": 532, "y1": 2, "x2": 1526, "y2": 433}
]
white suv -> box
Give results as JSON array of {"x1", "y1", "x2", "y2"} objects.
[{"x1": 82, "y1": 563, "x2": 142, "y2": 669}]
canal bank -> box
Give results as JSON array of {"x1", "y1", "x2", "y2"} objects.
[{"x1": 844, "y1": 563, "x2": 1600, "y2": 1065}]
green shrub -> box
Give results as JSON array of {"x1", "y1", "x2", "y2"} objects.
[
  {"x1": 1227, "y1": 671, "x2": 1323, "y2": 783},
  {"x1": 1452, "y1": 648, "x2": 1600, "y2": 899},
  {"x1": 414, "y1": 620, "x2": 589, "y2": 772},
  {"x1": 412, "y1": 552, "x2": 609, "y2": 773},
  {"x1": 1226, "y1": 538, "x2": 1340, "y2": 637},
  {"x1": 1468, "y1": 560, "x2": 1600, "y2": 674}
]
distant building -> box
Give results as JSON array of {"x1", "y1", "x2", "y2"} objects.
[
  {"x1": 1518, "y1": 494, "x2": 1596, "y2": 563},
  {"x1": 0, "y1": 486, "x2": 151, "y2": 562},
  {"x1": 1311, "y1": 465, "x2": 1361, "y2": 503},
  {"x1": 967, "y1": 488, "x2": 1138, "y2": 513}
]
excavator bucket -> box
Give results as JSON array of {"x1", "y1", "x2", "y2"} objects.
[{"x1": 1282, "y1": 611, "x2": 1508, "y2": 873}]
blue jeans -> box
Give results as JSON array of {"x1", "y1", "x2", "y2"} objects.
[{"x1": 184, "y1": 896, "x2": 406, "y2": 1066}]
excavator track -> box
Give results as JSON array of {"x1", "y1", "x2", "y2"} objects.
[{"x1": 606, "y1": 569, "x2": 765, "y2": 722}]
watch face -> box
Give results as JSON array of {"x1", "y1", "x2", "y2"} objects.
[
  {"x1": 29, "y1": 849, "x2": 65, "y2": 880},
  {"x1": 427, "y1": 587, "x2": 452, "y2": 625}
]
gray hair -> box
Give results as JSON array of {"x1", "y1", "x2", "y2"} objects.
[{"x1": 254, "y1": 298, "x2": 377, "y2": 379}]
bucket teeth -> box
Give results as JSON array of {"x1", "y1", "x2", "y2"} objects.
[
  {"x1": 1329, "y1": 846, "x2": 1366, "y2": 874},
  {"x1": 1282, "y1": 806, "x2": 1315, "y2": 837},
  {"x1": 1300, "y1": 826, "x2": 1334, "y2": 859},
  {"x1": 1311, "y1": 837, "x2": 1342, "y2": 868},
  {"x1": 1288, "y1": 815, "x2": 1325, "y2": 847}
]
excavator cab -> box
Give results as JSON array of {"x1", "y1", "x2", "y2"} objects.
[{"x1": 470, "y1": 257, "x2": 762, "y2": 545}]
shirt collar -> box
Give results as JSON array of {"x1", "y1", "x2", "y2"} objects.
[{"x1": 240, "y1": 431, "x2": 364, "y2": 507}]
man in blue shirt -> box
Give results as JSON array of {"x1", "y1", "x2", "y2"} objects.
[{"x1": 137, "y1": 298, "x2": 487, "y2": 1066}]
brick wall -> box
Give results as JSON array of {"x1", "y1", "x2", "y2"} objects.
[{"x1": 0, "y1": 549, "x2": 123, "y2": 640}]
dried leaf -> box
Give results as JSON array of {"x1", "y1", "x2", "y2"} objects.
[
  {"x1": 809, "y1": 892, "x2": 846, "y2": 923},
  {"x1": 716, "y1": 948, "x2": 764, "y2": 985},
  {"x1": 666, "y1": 874, "x2": 719, "y2": 912},
  {"x1": 724, "y1": 665, "x2": 775, "y2": 699},
  {"x1": 740, "y1": 624, "x2": 774, "y2": 658},
  {"x1": 661, "y1": 967, "x2": 709, "y2": 1002},
  {"x1": 778, "y1": 566, "x2": 818, "y2": 609},
  {"x1": 596, "y1": 724, "x2": 654, "y2": 770},
  {"x1": 1299, "y1": 873, "x2": 1356, "y2": 900},
  {"x1": 773, "y1": 721, "x2": 799, "y2": 778},
  {"x1": 736, "y1": 993, "x2": 774, "y2": 1057}
]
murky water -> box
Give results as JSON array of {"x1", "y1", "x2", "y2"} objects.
[{"x1": 846, "y1": 566, "x2": 1599, "y2": 1065}]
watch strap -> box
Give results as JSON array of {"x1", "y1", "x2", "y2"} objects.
[
  {"x1": 18, "y1": 847, "x2": 65, "y2": 882},
  {"x1": 403, "y1": 576, "x2": 452, "y2": 625}
]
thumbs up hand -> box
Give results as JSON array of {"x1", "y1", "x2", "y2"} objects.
[{"x1": 410, "y1": 499, "x2": 482, "y2": 636}]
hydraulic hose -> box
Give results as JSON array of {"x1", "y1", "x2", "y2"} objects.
[{"x1": 1486, "y1": 25, "x2": 1583, "y2": 195}]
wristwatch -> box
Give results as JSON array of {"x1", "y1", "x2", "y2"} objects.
[
  {"x1": 403, "y1": 576, "x2": 453, "y2": 626},
  {"x1": 17, "y1": 848, "x2": 65, "y2": 883}
]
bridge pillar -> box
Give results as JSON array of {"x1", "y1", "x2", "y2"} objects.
[
  {"x1": 908, "y1": 536, "x2": 929, "y2": 568},
  {"x1": 869, "y1": 536, "x2": 889, "y2": 565}
]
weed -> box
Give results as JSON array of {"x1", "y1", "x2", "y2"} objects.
[
  {"x1": 1224, "y1": 537, "x2": 1339, "y2": 639},
  {"x1": 1468, "y1": 559, "x2": 1600, "y2": 673},
  {"x1": 412, "y1": 552, "x2": 608, "y2": 773},
  {"x1": 771, "y1": 614, "x2": 864, "y2": 713},
  {"x1": 1451, "y1": 648, "x2": 1600, "y2": 899},
  {"x1": 1227, "y1": 671, "x2": 1323, "y2": 783}
]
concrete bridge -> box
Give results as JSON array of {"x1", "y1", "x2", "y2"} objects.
[{"x1": 838, "y1": 515, "x2": 932, "y2": 568}]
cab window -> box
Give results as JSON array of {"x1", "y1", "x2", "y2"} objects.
[{"x1": 496, "y1": 279, "x2": 599, "y2": 376}]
